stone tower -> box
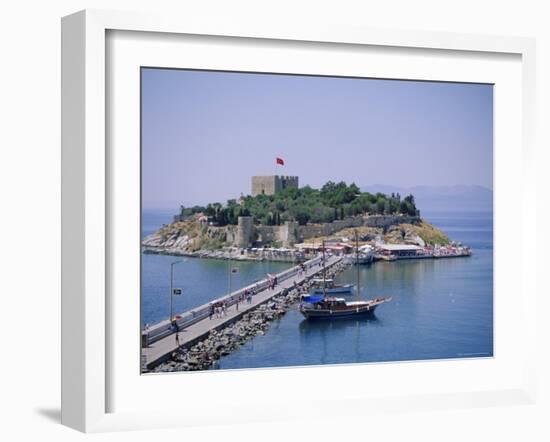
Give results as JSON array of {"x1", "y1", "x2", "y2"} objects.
[
  {"x1": 251, "y1": 175, "x2": 299, "y2": 196},
  {"x1": 236, "y1": 216, "x2": 254, "y2": 248}
]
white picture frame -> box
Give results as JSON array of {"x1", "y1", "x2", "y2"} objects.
[{"x1": 61, "y1": 9, "x2": 537, "y2": 433}]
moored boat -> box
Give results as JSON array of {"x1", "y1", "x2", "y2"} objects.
[
  {"x1": 300, "y1": 295, "x2": 391, "y2": 319},
  {"x1": 351, "y1": 244, "x2": 374, "y2": 264},
  {"x1": 309, "y1": 278, "x2": 355, "y2": 295},
  {"x1": 300, "y1": 232, "x2": 391, "y2": 320},
  {"x1": 350, "y1": 252, "x2": 374, "y2": 265}
]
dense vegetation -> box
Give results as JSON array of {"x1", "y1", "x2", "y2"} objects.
[{"x1": 179, "y1": 181, "x2": 419, "y2": 226}]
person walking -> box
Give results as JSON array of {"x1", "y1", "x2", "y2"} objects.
[{"x1": 209, "y1": 303, "x2": 214, "y2": 320}]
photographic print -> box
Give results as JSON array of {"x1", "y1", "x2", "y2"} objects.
[{"x1": 140, "y1": 68, "x2": 493, "y2": 373}]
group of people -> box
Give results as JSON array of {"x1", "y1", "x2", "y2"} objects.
[
  {"x1": 209, "y1": 301, "x2": 229, "y2": 319},
  {"x1": 297, "y1": 262, "x2": 308, "y2": 277},
  {"x1": 175, "y1": 261, "x2": 320, "y2": 347},
  {"x1": 208, "y1": 287, "x2": 256, "y2": 320},
  {"x1": 234, "y1": 288, "x2": 254, "y2": 311},
  {"x1": 204, "y1": 259, "x2": 322, "y2": 324}
]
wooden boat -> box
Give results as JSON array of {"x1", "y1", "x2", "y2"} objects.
[
  {"x1": 300, "y1": 233, "x2": 391, "y2": 320},
  {"x1": 300, "y1": 296, "x2": 391, "y2": 319}
]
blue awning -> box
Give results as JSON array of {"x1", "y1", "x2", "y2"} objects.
[{"x1": 302, "y1": 295, "x2": 324, "y2": 304}]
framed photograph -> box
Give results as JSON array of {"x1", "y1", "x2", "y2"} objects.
[{"x1": 61, "y1": 9, "x2": 537, "y2": 432}]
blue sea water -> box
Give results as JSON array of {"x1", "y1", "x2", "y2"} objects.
[
  {"x1": 141, "y1": 211, "x2": 291, "y2": 326},
  {"x1": 141, "y1": 209, "x2": 493, "y2": 368}
]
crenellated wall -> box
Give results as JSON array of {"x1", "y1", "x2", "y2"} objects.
[{"x1": 234, "y1": 215, "x2": 419, "y2": 248}]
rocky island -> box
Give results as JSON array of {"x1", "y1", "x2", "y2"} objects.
[{"x1": 142, "y1": 178, "x2": 462, "y2": 262}]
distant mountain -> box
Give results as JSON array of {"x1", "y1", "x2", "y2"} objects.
[{"x1": 362, "y1": 185, "x2": 493, "y2": 213}]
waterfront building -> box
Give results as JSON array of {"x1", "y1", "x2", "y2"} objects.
[
  {"x1": 294, "y1": 241, "x2": 352, "y2": 255},
  {"x1": 376, "y1": 244, "x2": 424, "y2": 258}
]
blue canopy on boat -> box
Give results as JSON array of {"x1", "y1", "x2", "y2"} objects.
[{"x1": 302, "y1": 295, "x2": 324, "y2": 304}]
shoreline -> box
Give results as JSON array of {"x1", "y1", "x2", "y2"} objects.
[
  {"x1": 142, "y1": 246, "x2": 306, "y2": 263},
  {"x1": 142, "y1": 244, "x2": 472, "y2": 263}
]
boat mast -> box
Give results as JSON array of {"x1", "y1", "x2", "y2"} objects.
[
  {"x1": 355, "y1": 230, "x2": 360, "y2": 301},
  {"x1": 322, "y1": 240, "x2": 326, "y2": 298},
  {"x1": 227, "y1": 254, "x2": 232, "y2": 296}
]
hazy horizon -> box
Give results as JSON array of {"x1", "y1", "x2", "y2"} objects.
[{"x1": 142, "y1": 69, "x2": 493, "y2": 210}]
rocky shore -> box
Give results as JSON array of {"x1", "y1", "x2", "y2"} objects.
[
  {"x1": 150, "y1": 260, "x2": 350, "y2": 373},
  {"x1": 143, "y1": 245, "x2": 304, "y2": 263}
]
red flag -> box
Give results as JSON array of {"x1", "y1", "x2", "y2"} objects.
[{"x1": 276, "y1": 157, "x2": 285, "y2": 166}]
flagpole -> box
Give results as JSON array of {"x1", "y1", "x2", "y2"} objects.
[{"x1": 275, "y1": 157, "x2": 284, "y2": 178}]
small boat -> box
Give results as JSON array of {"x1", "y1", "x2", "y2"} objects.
[
  {"x1": 350, "y1": 244, "x2": 374, "y2": 264},
  {"x1": 351, "y1": 252, "x2": 373, "y2": 265},
  {"x1": 309, "y1": 278, "x2": 355, "y2": 295}
]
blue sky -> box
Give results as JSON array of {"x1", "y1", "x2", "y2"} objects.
[{"x1": 141, "y1": 68, "x2": 493, "y2": 209}]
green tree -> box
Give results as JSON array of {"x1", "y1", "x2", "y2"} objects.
[
  {"x1": 376, "y1": 199, "x2": 385, "y2": 214},
  {"x1": 188, "y1": 181, "x2": 417, "y2": 227}
]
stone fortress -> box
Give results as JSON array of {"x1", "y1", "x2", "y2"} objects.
[
  {"x1": 234, "y1": 214, "x2": 420, "y2": 249},
  {"x1": 143, "y1": 174, "x2": 422, "y2": 258},
  {"x1": 251, "y1": 175, "x2": 299, "y2": 196},
  {"x1": 231, "y1": 174, "x2": 420, "y2": 248}
]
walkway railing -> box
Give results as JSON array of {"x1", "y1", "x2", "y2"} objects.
[{"x1": 143, "y1": 255, "x2": 323, "y2": 345}]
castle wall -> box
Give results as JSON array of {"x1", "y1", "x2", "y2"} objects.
[
  {"x1": 363, "y1": 215, "x2": 419, "y2": 228},
  {"x1": 279, "y1": 221, "x2": 299, "y2": 247},
  {"x1": 279, "y1": 175, "x2": 299, "y2": 191},
  {"x1": 233, "y1": 214, "x2": 420, "y2": 248},
  {"x1": 255, "y1": 226, "x2": 280, "y2": 245},
  {"x1": 296, "y1": 215, "x2": 419, "y2": 242},
  {"x1": 296, "y1": 216, "x2": 364, "y2": 239},
  {"x1": 226, "y1": 225, "x2": 237, "y2": 244}
]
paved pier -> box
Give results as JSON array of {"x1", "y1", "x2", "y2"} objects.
[{"x1": 141, "y1": 255, "x2": 342, "y2": 369}]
